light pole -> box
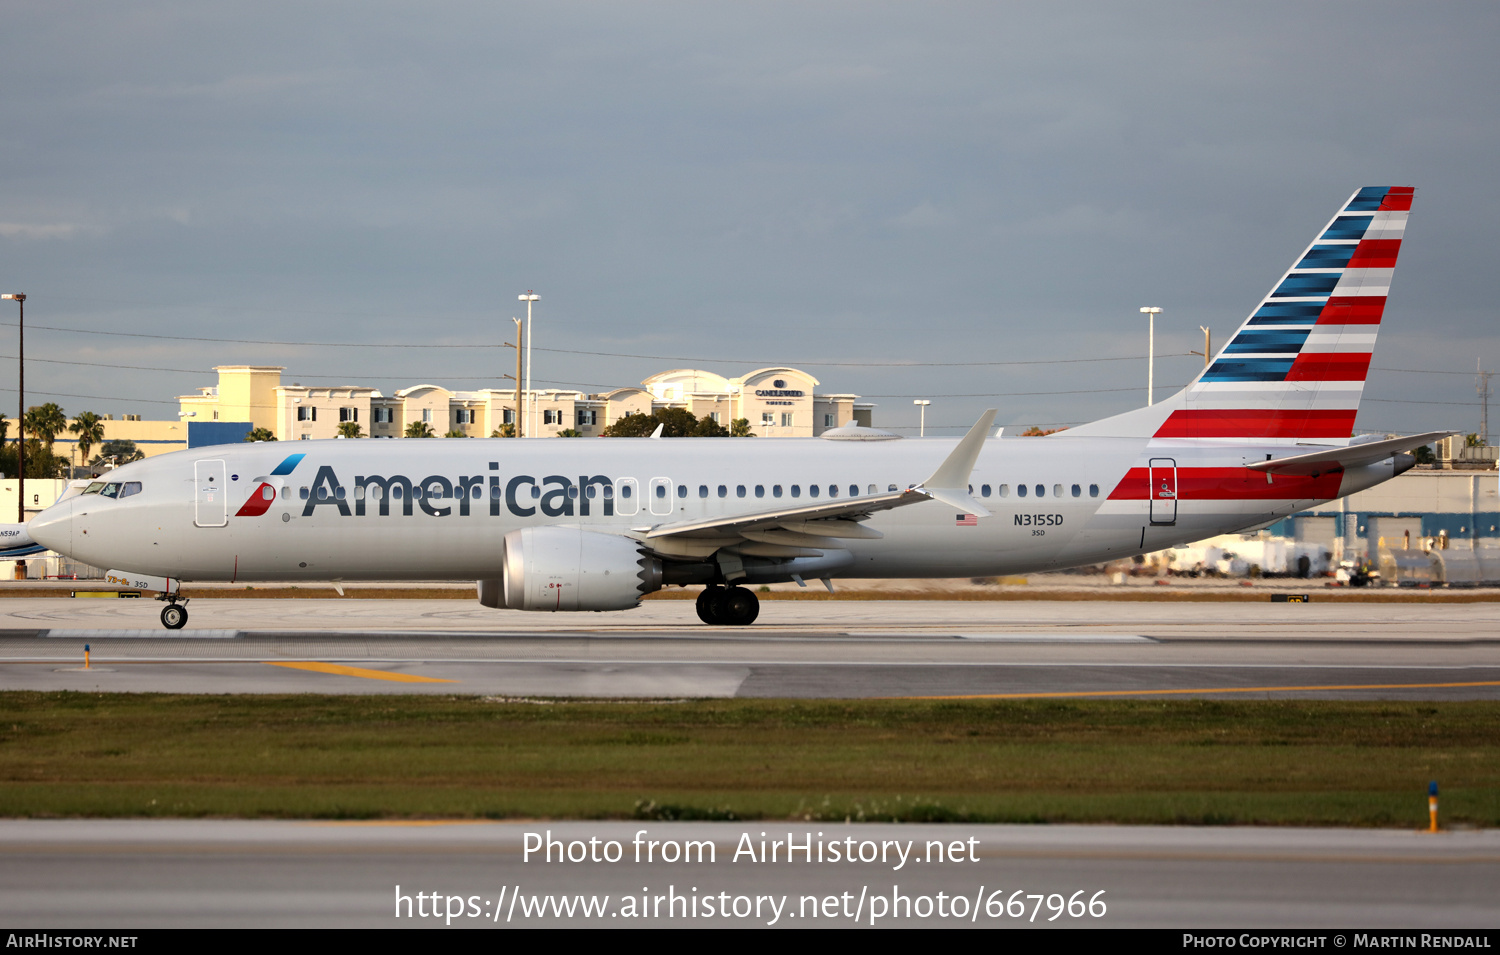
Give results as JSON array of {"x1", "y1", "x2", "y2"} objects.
[
  {"x1": 1139, "y1": 307, "x2": 1162, "y2": 405},
  {"x1": 519, "y1": 292, "x2": 538, "y2": 437},
  {"x1": 3, "y1": 293, "x2": 25, "y2": 522},
  {"x1": 913, "y1": 399, "x2": 931, "y2": 437},
  {"x1": 504, "y1": 317, "x2": 523, "y2": 436}
]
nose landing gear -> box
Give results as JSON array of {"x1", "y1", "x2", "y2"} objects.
[
  {"x1": 158, "y1": 595, "x2": 189, "y2": 630},
  {"x1": 694, "y1": 585, "x2": 760, "y2": 626}
]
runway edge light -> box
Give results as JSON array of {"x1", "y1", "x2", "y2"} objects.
[{"x1": 1428, "y1": 781, "x2": 1439, "y2": 833}]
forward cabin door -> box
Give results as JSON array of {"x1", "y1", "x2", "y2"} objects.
[
  {"x1": 194, "y1": 459, "x2": 228, "y2": 528},
  {"x1": 1148, "y1": 457, "x2": 1178, "y2": 526}
]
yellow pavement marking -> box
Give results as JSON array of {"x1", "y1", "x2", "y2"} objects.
[
  {"x1": 904, "y1": 680, "x2": 1500, "y2": 700},
  {"x1": 307, "y1": 820, "x2": 496, "y2": 827},
  {"x1": 265, "y1": 661, "x2": 456, "y2": 684}
]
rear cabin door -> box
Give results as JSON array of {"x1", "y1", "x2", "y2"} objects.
[
  {"x1": 1148, "y1": 457, "x2": 1178, "y2": 525},
  {"x1": 195, "y1": 459, "x2": 228, "y2": 527}
]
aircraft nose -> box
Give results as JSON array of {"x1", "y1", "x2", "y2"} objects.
[{"x1": 28, "y1": 498, "x2": 75, "y2": 554}]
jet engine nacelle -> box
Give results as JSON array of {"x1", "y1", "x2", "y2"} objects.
[{"x1": 483, "y1": 526, "x2": 663, "y2": 612}]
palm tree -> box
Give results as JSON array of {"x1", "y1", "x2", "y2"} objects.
[
  {"x1": 443, "y1": 429, "x2": 470, "y2": 438},
  {"x1": 244, "y1": 427, "x2": 277, "y2": 442},
  {"x1": 24, "y1": 403, "x2": 67, "y2": 451},
  {"x1": 0, "y1": 411, "x2": 8, "y2": 444},
  {"x1": 405, "y1": 421, "x2": 435, "y2": 438},
  {"x1": 69, "y1": 411, "x2": 106, "y2": 464},
  {"x1": 337, "y1": 421, "x2": 364, "y2": 439}
]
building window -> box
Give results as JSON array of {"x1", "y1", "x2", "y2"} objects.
[
  {"x1": 297, "y1": 406, "x2": 315, "y2": 422},
  {"x1": 213, "y1": 411, "x2": 219, "y2": 420},
  {"x1": 339, "y1": 407, "x2": 358, "y2": 423},
  {"x1": 544, "y1": 409, "x2": 561, "y2": 425},
  {"x1": 576, "y1": 409, "x2": 597, "y2": 427},
  {"x1": 781, "y1": 413, "x2": 793, "y2": 427},
  {"x1": 373, "y1": 407, "x2": 393, "y2": 424},
  {"x1": 503, "y1": 409, "x2": 515, "y2": 425},
  {"x1": 762, "y1": 412, "x2": 774, "y2": 426},
  {"x1": 824, "y1": 413, "x2": 834, "y2": 428},
  {"x1": 421, "y1": 408, "x2": 432, "y2": 424},
  {"x1": 455, "y1": 409, "x2": 475, "y2": 425},
  {"x1": 710, "y1": 412, "x2": 721, "y2": 424}
]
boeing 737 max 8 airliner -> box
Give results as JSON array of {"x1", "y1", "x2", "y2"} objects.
[{"x1": 22, "y1": 187, "x2": 1448, "y2": 628}]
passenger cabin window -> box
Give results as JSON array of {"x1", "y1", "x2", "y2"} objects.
[
  {"x1": 1054, "y1": 484, "x2": 1063, "y2": 498},
  {"x1": 755, "y1": 485, "x2": 765, "y2": 498},
  {"x1": 736, "y1": 485, "x2": 746, "y2": 498},
  {"x1": 718, "y1": 485, "x2": 728, "y2": 498},
  {"x1": 790, "y1": 485, "x2": 801, "y2": 498},
  {"x1": 698, "y1": 485, "x2": 708, "y2": 499},
  {"x1": 997, "y1": 484, "x2": 1010, "y2": 497},
  {"x1": 1071, "y1": 484, "x2": 1081, "y2": 498},
  {"x1": 1089, "y1": 484, "x2": 1100, "y2": 498},
  {"x1": 655, "y1": 484, "x2": 667, "y2": 499},
  {"x1": 772, "y1": 485, "x2": 783, "y2": 498},
  {"x1": 299, "y1": 487, "x2": 310, "y2": 500},
  {"x1": 1035, "y1": 484, "x2": 1045, "y2": 498},
  {"x1": 677, "y1": 485, "x2": 687, "y2": 498},
  {"x1": 1017, "y1": 484, "x2": 1028, "y2": 498}
]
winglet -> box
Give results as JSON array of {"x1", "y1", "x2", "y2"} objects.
[
  {"x1": 916, "y1": 409, "x2": 997, "y2": 517},
  {"x1": 649, "y1": 424, "x2": 665, "y2": 439}
]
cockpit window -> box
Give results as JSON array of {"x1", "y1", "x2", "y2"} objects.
[
  {"x1": 84, "y1": 482, "x2": 105, "y2": 495},
  {"x1": 100, "y1": 483, "x2": 122, "y2": 498},
  {"x1": 118, "y1": 482, "x2": 143, "y2": 499}
]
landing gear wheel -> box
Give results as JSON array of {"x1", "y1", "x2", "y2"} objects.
[
  {"x1": 721, "y1": 586, "x2": 760, "y2": 626},
  {"x1": 161, "y1": 604, "x2": 187, "y2": 630},
  {"x1": 695, "y1": 586, "x2": 724, "y2": 625}
]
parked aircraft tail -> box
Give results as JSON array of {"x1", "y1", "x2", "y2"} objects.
[{"x1": 1068, "y1": 187, "x2": 1413, "y2": 441}]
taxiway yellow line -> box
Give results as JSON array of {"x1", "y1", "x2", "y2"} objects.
[
  {"x1": 904, "y1": 680, "x2": 1500, "y2": 700},
  {"x1": 265, "y1": 661, "x2": 456, "y2": 683}
]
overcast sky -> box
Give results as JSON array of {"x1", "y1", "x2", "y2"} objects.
[{"x1": 2, "y1": 1, "x2": 1497, "y2": 436}]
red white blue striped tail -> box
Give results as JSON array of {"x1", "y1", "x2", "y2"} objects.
[
  {"x1": 1160, "y1": 187, "x2": 1412, "y2": 441},
  {"x1": 1067, "y1": 187, "x2": 1412, "y2": 442}
]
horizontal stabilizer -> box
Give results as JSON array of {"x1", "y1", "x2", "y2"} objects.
[{"x1": 1247, "y1": 430, "x2": 1454, "y2": 475}]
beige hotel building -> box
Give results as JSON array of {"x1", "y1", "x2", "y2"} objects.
[{"x1": 174, "y1": 365, "x2": 873, "y2": 444}]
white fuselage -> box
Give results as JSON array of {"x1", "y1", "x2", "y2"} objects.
[{"x1": 27, "y1": 432, "x2": 1405, "y2": 585}]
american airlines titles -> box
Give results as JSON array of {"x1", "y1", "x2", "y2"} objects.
[{"x1": 297, "y1": 463, "x2": 616, "y2": 520}]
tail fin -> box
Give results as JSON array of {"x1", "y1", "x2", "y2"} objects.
[{"x1": 1069, "y1": 187, "x2": 1412, "y2": 441}]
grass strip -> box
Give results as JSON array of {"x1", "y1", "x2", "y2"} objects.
[{"x1": 1, "y1": 693, "x2": 1495, "y2": 827}]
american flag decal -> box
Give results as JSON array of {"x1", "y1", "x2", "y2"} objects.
[{"x1": 956, "y1": 513, "x2": 978, "y2": 526}]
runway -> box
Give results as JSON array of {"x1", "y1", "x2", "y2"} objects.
[
  {"x1": 1, "y1": 820, "x2": 1495, "y2": 928},
  {"x1": 1, "y1": 597, "x2": 1498, "y2": 699}
]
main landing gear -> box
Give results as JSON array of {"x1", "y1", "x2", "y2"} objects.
[
  {"x1": 695, "y1": 585, "x2": 759, "y2": 626},
  {"x1": 158, "y1": 595, "x2": 189, "y2": 630}
]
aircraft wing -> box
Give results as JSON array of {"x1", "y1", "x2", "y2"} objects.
[
  {"x1": 1247, "y1": 430, "x2": 1456, "y2": 476},
  {"x1": 639, "y1": 410, "x2": 997, "y2": 558}
]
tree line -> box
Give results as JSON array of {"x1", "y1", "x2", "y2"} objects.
[{"x1": 0, "y1": 403, "x2": 143, "y2": 478}]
